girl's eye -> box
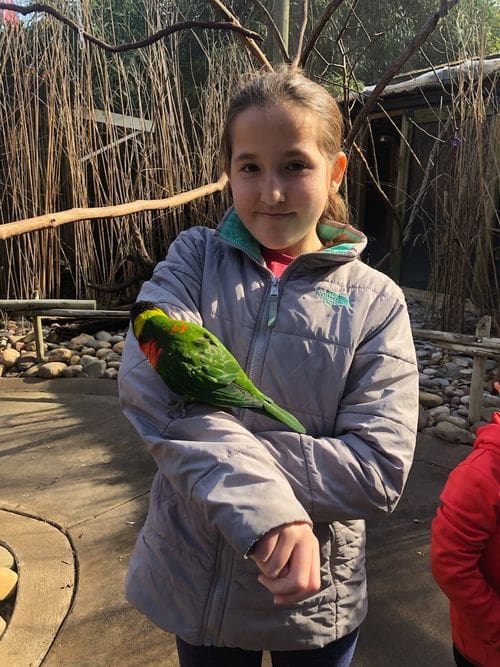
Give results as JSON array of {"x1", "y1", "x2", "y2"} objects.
[
  {"x1": 287, "y1": 161, "x2": 308, "y2": 172},
  {"x1": 241, "y1": 163, "x2": 259, "y2": 173}
]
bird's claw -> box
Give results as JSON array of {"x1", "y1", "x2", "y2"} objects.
[{"x1": 168, "y1": 400, "x2": 187, "y2": 419}]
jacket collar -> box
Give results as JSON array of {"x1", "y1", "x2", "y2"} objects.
[{"x1": 216, "y1": 207, "x2": 367, "y2": 263}]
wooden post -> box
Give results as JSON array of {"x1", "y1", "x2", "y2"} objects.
[
  {"x1": 32, "y1": 291, "x2": 46, "y2": 363},
  {"x1": 272, "y1": 0, "x2": 289, "y2": 63},
  {"x1": 390, "y1": 112, "x2": 412, "y2": 281},
  {"x1": 468, "y1": 316, "x2": 492, "y2": 424}
]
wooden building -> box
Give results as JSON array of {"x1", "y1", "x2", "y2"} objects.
[{"x1": 348, "y1": 55, "x2": 499, "y2": 299}]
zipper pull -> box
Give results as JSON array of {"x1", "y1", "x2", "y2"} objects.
[{"x1": 268, "y1": 277, "x2": 279, "y2": 327}]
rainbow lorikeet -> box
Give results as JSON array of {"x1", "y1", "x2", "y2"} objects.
[{"x1": 130, "y1": 301, "x2": 306, "y2": 434}]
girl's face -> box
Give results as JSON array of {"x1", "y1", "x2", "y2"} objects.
[{"x1": 227, "y1": 103, "x2": 346, "y2": 257}]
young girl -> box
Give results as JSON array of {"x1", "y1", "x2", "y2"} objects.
[{"x1": 118, "y1": 67, "x2": 419, "y2": 667}]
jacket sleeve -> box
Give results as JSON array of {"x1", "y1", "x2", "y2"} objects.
[
  {"x1": 256, "y1": 294, "x2": 419, "y2": 522},
  {"x1": 431, "y1": 437, "x2": 500, "y2": 648},
  {"x1": 118, "y1": 230, "x2": 311, "y2": 557}
]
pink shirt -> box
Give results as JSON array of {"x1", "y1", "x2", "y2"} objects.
[{"x1": 261, "y1": 247, "x2": 294, "y2": 278}]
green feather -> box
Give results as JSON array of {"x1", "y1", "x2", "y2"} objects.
[{"x1": 130, "y1": 301, "x2": 306, "y2": 434}]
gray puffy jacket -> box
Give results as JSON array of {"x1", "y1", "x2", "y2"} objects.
[{"x1": 118, "y1": 209, "x2": 419, "y2": 650}]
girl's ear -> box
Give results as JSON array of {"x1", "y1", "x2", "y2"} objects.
[{"x1": 330, "y1": 151, "x2": 347, "y2": 192}]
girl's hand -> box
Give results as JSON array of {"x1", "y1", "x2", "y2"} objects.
[{"x1": 250, "y1": 522, "x2": 320, "y2": 605}]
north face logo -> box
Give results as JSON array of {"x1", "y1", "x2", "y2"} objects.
[{"x1": 316, "y1": 288, "x2": 350, "y2": 307}]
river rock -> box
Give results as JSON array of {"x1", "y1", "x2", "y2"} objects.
[
  {"x1": 80, "y1": 354, "x2": 97, "y2": 367},
  {"x1": 112, "y1": 340, "x2": 125, "y2": 354},
  {"x1": 70, "y1": 333, "x2": 95, "y2": 347},
  {"x1": 433, "y1": 421, "x2": 475, "y2": 445},
  {"x1": 483, "y1": 394, "x2": 500, "y2": 408},
  {"x1": 95, "y1": 330, "x2": 113, "y2": 342},
  {"x1": 428, "y1": 405, "x2": 450, "y2": 419},
  {"x1": 441, "y1": 415, "x2": 469, "y2": 429},
  {"x1": 107, "y1": 361, "x2": 121, "y2": 370},
  {"x1": 62, "y1": 364, "x2": 85, "y2": 378},
  {"x1": 94, "y1": 340, "x2": 112, "y2": 350},
  {"x1": 0, "y1": 348, "x2": 20, "y2": 368},
  {"x1": 442, "y1": 362, "x2": 463, "y2": 379},
  {"x1": 96, "y1": 348, "x2": 117, "y2": 360},
  {"x1": 0, "y1": 567, "x2": 18, "y2": 600},
  {"x1": 38, "y1": 362, "x2": 68, "y2": 378},
  {"x1": 46, "y1": 347, "x2": 73, "y2": 363},
  {"x1": 0, "y1": 546, "x2": 14, "y2": 569},
  {"x1": 419, "y1": 391, "x2": 444, "y2": 408},
  {"x1": 22, "y1": 364, "x2": 42, "y2": 377},
  {"x1": 84, "y1": 359, "x2": 106, "y2": 378}
]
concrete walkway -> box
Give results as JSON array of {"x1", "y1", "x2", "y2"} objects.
[{"x1": 0, "y1": 379, "x2": 468, "y2": 666}]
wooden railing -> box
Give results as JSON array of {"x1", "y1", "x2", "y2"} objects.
[
  {"x1": 1, "y1": 301, "x2": 499, "y2": 425},
  {"x1": 413, "y1": 316, "x2": 499, "y2": 423}
]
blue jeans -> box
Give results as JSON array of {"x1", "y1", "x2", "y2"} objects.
[{"x1": 176, "y1": 627, "x2": 359, "y2": 667}]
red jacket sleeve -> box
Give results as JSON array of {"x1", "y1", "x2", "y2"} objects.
[{"x1": 431, "y1": 449, "x2": 500, "y2": 648}]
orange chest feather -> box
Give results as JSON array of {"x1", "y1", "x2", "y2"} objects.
[{"x1": 141, "y1": 339, "x2": 162, "y2": 367}]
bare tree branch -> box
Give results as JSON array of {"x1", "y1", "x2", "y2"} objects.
[
  {"x1": 292, "y1": 0, "x2": 309, "y2": 69},
  {"x1": 352, "y1": 141, "x2": 400, "y2": 219},
  {"x1": 300, "y1": 0, "x2": 347, "y2": 68},
  {"x1": 0, "y1": 174, "x2": 229, "y2": 241},
  {"x1": 0, "y1": 3, "x2": 263, "y2": 52},
  {"x1": 208, "y1": 0, "x2": 273, "y2": 71},
  {"x1": 403, "y1": 116, "x2": 453, "y2": 243},
  {"x1": 249, "y1": 0, "x2": 290, "y2": 63},
  {"x1": 345, "y1": 0, "x2": 460, "y2": 148}
]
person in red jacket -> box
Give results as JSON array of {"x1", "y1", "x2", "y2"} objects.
[{"x1": 431, "y1": 411, "x2": 500, "y2": 667}]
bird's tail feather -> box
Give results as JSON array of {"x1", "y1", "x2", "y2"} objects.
[{"x1": 262, "y1": 400, "x2": 306, "y2": 434}]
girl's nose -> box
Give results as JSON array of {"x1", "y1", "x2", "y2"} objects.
[{"x1": 260, "y1": 177, "x2": 285, "y2": 205}]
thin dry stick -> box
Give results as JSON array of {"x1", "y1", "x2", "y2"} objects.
[
  {"x1": 0, "y1": 4, "x2": 263, "y2": 51},
  {"x1": 345, "y1": 0, "x2": 460, "y2": 148},
  {"x1": 208, "y1": 0, "x2": 273, "y2": 71},
  {"x1": 249, "y1": 0, "x2": 290, "y2": 63},
  {"x1": 291, "y1": 0, "x2": 309, "y2": 69},
  {"x1": 299, "y1": 0, "x2": 347, "y2": 68},
  {"x1": 0, "y1": 175, "x2": 229, "y2": 241},
  {"x1": 403, "y1": 116, "x2": 453, "y2": 244}
]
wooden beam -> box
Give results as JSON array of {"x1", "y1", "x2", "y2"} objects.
[
  {"x1": 27, "y1": 310, "x2": 128, "y2": 318},
  {"x1": 412, "y1": 327, "x2": 500, "y2": 353},
  {"x1": 0, "y1": 300, "x2": 97, "y2": 311},
  {"x1": 82, "y1": 109, "x2": 153, "y2": 132}
]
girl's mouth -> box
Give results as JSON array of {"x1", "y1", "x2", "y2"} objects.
[{"x1": 256, "y1": 211, "x2": 292, "y2": 218}]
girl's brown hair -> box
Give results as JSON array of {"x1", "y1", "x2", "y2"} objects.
[{"x1": 221, "y1": 67, "x2": 349, "y2": 226}]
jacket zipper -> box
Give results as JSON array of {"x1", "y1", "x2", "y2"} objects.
[
  {"x1": 200, "y1": 536, "x2": 234, "y2": 644},
  {"x1": 267, "y1": 276, "x2": 280, "y2": 327},
  {"x1": 199, "y1": 273, "x2": 277, "y2": 640}
]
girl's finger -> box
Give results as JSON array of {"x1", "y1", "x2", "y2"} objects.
[{"x1": 250, "y1": 531, "x2": 280, "y2": 565}]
